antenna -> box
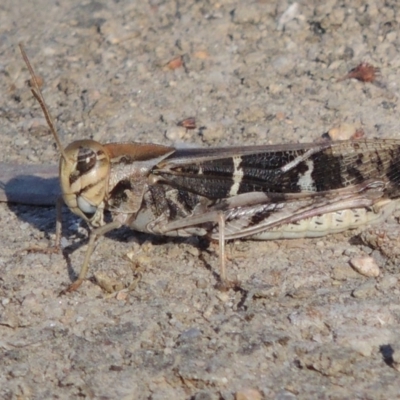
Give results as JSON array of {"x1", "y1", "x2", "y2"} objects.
[{"x1": 19, "y1": 43, "x2": 68, "y2": 161}]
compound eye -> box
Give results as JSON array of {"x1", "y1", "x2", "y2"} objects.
[
  {"x1": 69, "y1": 147, "x2": 97, "y2": 185},
  {"x1": 77, "y1": 196, "x2": 97, "y2": 219},
  {"x1": 76, "y1": 147, "x2": 96, "y2": 174}
]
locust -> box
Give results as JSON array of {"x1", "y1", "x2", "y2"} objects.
[{"x1": 17, "y1": 44, "x2": 400, "y2": 293}]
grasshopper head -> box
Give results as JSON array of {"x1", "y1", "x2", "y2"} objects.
[
  {"x1": 19, "y1": 45, "x2": 111, "y2": 228},
  {"x1": 60, "y1": 140, "x2": 110, "y2": 227}
]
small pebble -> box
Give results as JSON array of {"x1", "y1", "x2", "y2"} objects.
[
  {"x1": 165, "y1": 55, "x2": 183, "y2": 70},
  {"x1": 277, "y1": 2, "x2": 300, "y2": 31},
  {"x1": 327, "y1": 123, "x2": 361, "y2": 141},
  {"x1": 275, "y1": 111, "x2": 285, "y2": 120},
  {"x1": 216, "y1": 292, "x2": 230, "y2": 303},
  {"x1": 186, "y1": 246, "x2": 200, "y2": 257},
  {"x1": 19, "y1": 222, "x2": 30, "y2": 231},
  {"x1": 350, "y1": 256, "x2": 380, "y2": 277},
  {"x1": 331, "y1": 264, "x2": 359, "y2": 281},
  {"x1": 1, "y1": 298, "x2": 10, "y2": 306},
  {"x1": 193, "y1": 51, "x2": 209, "y2": 59},
  {"x1": 177, "y1": 117, "x2": 196, "y2": 129},
  {"x1": 196, "y1": 278, "x2": 208, "y2": 289},
  {"x1": 165, "y1": 126, "x2": 187, "y2": 141},
  {"x1": 115, "y1": 290, "x2": 129, "y2": 301}
]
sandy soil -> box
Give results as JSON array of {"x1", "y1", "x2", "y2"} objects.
[{"x1": 2, "y1": 1, "x2": 400, "y2": 399}]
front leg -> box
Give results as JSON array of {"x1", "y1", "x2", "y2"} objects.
[{"x1": 60, "y1": 220, "x2": 123, "y2": 294}]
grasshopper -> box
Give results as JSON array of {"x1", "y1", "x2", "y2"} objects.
[{"x1": 19, "y1": 44, "x2": 400, "y2": 293}]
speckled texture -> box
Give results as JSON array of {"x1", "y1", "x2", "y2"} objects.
[{"x1": 2, "y1": 1, "x2": 400, "y2": 399}]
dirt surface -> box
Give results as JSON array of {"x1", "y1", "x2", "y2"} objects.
[{"x1": 2, "y1": 1, "x2": 400, "y2": 399}]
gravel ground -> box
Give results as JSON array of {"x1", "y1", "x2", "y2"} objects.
[{"x1": 2, "y1": 1, "x2": 400, "y2": 399}]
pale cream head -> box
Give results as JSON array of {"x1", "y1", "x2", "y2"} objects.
[{"x1": 59, "y1": 139, "x2": 111, "y2": 227}]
